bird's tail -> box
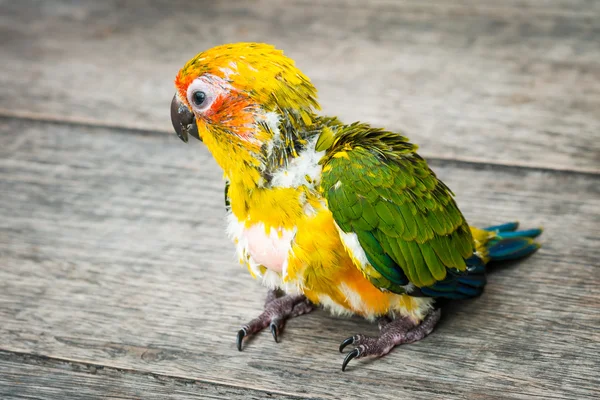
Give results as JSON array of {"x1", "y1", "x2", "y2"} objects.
[
  {"x1": 419, "y1": 222, "x2": 542, "y2": 299},
  {"x1": 475, "y1": 222, "x2": 543, "y2": 263}
]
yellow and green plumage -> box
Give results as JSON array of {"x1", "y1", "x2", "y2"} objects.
[
  {"x1": 318, "y1": 123, "x2": 473, "y2": 289},
  {"x1": 172, "y1": 43, "x2": 542, "y2": 361}
]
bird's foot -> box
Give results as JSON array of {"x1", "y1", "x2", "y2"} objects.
[
  {"x1": 236, "y1": 289, "x2": 314, "y2": 351},
  {"x1": 339, "y1": 308, "x2": 442, "y2": 371}
]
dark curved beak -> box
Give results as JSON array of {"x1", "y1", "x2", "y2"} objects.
[{"x1": 170, "y1": 94, "x2": 201, "y2": 143}]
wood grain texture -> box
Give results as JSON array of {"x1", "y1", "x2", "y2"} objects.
[
  {"x1": 1, "y1": 0, "x2": 599, "y2": 172},
  {"x1": 1, "y1": 118, "x2": 598, "y2": 399},
  {"x1": 0, "y1": 351, "x2": 312, "y2": 400}
]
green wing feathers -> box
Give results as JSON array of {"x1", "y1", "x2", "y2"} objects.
[{"x1": 319, "y1": 123, "x2": 474, "y2": 290}]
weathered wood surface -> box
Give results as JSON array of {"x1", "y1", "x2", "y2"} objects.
[
  {"x1": 1, "y1": 118, "x2": 599, "y2": 399},
  {"x1": 1, "y1": 0, "x2": 599, "y2": 172},
  {"x1": 0, "y1": 351, "x2": 308, "y2": 400},
  {"x1": 1, "y1": 0, "x2": 599, "y2": 398}
]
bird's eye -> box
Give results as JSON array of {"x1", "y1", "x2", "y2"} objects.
[
  {"x1": 186, "y1": 78, "x2": 217, "y2": 113},
  {"x1": 192, "y1": 91, "x2": 206, "y2": 107}
]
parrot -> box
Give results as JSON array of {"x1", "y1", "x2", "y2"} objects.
[{"x1": 170, "y1": 42, "x2": 543, "y2": 371}]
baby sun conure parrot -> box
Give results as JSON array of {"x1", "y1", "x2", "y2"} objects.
[{"x1": 171, "y1": 42, "x2": 542, "y2": 371}]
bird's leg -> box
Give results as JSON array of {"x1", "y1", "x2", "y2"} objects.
[
  {"x1": 339, "y1": 308, "x2": 442, "y2": 371},
  {"x1": 236, "y1": 289, "x2": 314, "y2": 351}
]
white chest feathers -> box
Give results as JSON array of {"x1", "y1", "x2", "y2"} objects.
[{"x1": 226, "y1": 213, "x2": 295, "y2": 274}]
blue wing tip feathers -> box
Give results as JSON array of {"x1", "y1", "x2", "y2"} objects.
[
  {"x1": 484, "y1": 221, "x2": 520, "y2": 232},
  {"x1": 487, "y1": 224, "x2": 542, "y2": 261},
  {"x1": 485, "y1": 221, "x2": 543, "y2": 240}
]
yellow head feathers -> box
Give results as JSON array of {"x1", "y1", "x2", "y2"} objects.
[{"x1": 175, "y1": 42, "x2": 319, "y2": 114}]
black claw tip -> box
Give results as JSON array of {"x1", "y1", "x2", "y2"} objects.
[
  {"x1": 236, "y1": 329, "x2": 246, "y2": 351},
  {"x1": 269, "y1": 322, "x2": 278, "y2": 343},
  {"x1": 342, "y1": 349, "x2": 360, "y2": 372},
  {"x1": 339, "y1": 336, "x2": 354, "y2": 353}
]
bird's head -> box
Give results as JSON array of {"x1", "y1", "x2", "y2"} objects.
[{"x1": 171, "y1": 43, "x2": 319, "y2": 185}]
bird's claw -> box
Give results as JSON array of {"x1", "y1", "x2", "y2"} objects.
[
  {"x1": 236, "y1": 328, "x2": 246, "y2": 351},
  {"x1": 234, "y1": 291, "x2": 312, "y2": 351},
  {"x1": 269, "y1": 320, "x2": 279, "y2": 343},
  {"x1": 338, "y1": 309, "x2": 442, "y2": 371},
  {"x1": 339, "y1": 336, "x2": 356, "y2": 353},
  {"x1": 342, "y1": 348, "x2": 361, "y2": 372}
]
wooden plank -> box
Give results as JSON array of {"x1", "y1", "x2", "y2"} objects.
[
  {"x1": 0, "y1": 351, "x2": 313, "y2": 400},
  {"x1": 0, "y1": 118, "x2": 598, "y2": 399},
  {"x1": 1, "y1": 0, "x2": 599, "y2": 172}
]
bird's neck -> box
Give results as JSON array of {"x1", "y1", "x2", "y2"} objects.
[
  {"x1": 207, "y1": 108, "x2": 320, "y2": 187},
  {"x1": 200, "y1": 123, "x2": 264, "y2": 190},
  {"x1": 216, "y1": 110, "x2": 326, "y2": 230}
]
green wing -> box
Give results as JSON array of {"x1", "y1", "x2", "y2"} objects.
[{"x1": 318, "y1": 123, "x2": 474, "y2": 293}]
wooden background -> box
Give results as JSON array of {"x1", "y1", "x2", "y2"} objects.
[{"x1": 1, "y1": 1, "x2": 598, "y2": 399}]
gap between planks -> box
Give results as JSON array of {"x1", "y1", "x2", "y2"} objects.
[
  {"x1": 0, "y1": 350, "x2": 323, "y2": 400},
  {"x1": 1, "y1": 110, "x2": 598, "y2": 177}
]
